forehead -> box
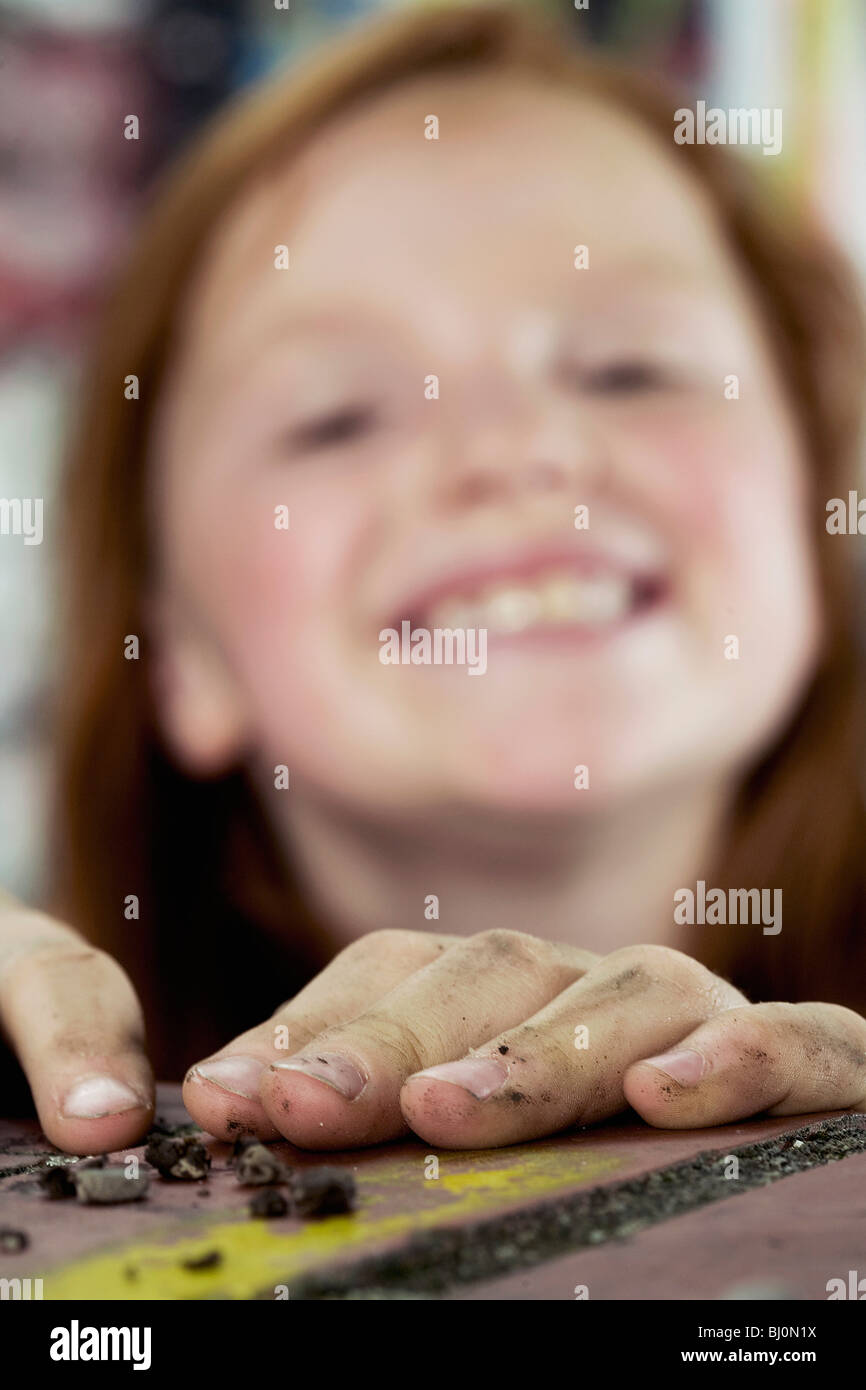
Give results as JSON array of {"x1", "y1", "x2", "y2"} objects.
[{"x1": 176, "y1": 70, "x2": 737, "y2": 369}]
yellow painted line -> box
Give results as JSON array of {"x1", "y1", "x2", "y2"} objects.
[{"x1": 45, "y1": 1145, "x2": 622, "y2": 1300}]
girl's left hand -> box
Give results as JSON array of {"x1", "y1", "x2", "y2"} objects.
[{"x1": 183, "y1": 930, "x2": 866, "y2": 1149}]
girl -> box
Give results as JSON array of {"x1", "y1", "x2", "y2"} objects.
[{"x1": 1, "y1": 3, "x2": 865, "y2": 1157}]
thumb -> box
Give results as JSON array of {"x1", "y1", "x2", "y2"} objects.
[{"x1": 0, "y1": 914, "x2": 154, "y2": 1154}]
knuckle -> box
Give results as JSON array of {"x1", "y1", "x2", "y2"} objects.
[
  {"x1": 606, "y1": 942, "x2": 688, "y2": 977},
  {"x1": 716, "y1": 1006, "x2": 785, "y2": 1067},
  {"x1": 56, "y1": 1024, "x2": 119, "y2": 1057},
  {"x1": 2, "y1": 940, "x2": 108, "y2": 993},
  {"x1": 605, "y1": 943, "x2": 729, "y2": 1002},
  {"x1": 337, "y1": 1011, "x2": 431, "y2": 1076},
  {"x1": 277, "y1": 1011, "x2": 334, "y2": 1055},
  {"x1": 1, "y1": 941, "x2": 144, "y2": 1052},
  {"x1": 267, "y1": 1004, "x2": 329, "y2": 1040},
  {"x1": 342, "y1": 929, "x2": 419, "y2": 962},
  {"x1": 472, "y1": 928, "x2": 548, "y2": 969},
  {"x1": 813, "y1": 1002, "x2": 866, "y2": 1051},
  {"x1": 791, "y1": 1002, "x2": 866, "y2": 1073},
  {"x1": 533, "y1": 1025, "x2": 583, "y2": 1078}
]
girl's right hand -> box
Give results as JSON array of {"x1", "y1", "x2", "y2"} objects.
[
  {"x1": 0, "y1": 895, "x2": 154, "y2": 1153},
  {"x1": 182, "y1": 928, "x2": 866, "y2": 1152}
]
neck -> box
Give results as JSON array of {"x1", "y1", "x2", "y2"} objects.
[{"x1": 274, "y1": 781, "x2": 732, "y2": 956}]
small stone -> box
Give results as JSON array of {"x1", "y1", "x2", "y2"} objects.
[
  {"x1": 291, "y1": 1167, "x2": 356, "y2": 1218},
  {"x1": 0, "y1": 1228, "x2": 28, "y2": 1253},
  {"x1": 249, "y1": 1187, "x2": 289, "y2": 1219},
  {"x1": 143, "y1": 1135, "x2": 181, "y2": 1173},
  {"x1": 144, "y1": 1135, "x2": 211, "y2": 1181},
  {"x1": 38, "y1": 1165, "x2": 76, "y2": 1200},
  {"x1": 235, "y1": 1143, "x2": 293, "y2": 1187},
  {"x1": 74, "y1": 1167, "x2": 150, "y2": 1205},
  {"x1": 181, "y1": 1248, "x2": 222, "y2": 1271},
  {"x1": 170, "y1": 1144, "x2": 211, "y2": 1181}
]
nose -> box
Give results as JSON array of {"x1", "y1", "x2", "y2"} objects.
[{"x1": 436, "y1": 370, "x2": 608, "y2": 513}]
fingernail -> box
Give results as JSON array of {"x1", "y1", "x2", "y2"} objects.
[
  {"x1": 61, "y1": 1076, "x2": 146, "y2": 1119},
  {"x1": 271, "y1": 1052, "x2": 366, "y2": 1099},
  {"x1": 411, "y1": 1056, "x2": 507, "y2": 1100},
  {"x1": 190, "y1": 1055, "x2": 266, "y2": 1100},
  {"x1": 641, "y1": 1049, "x2": 707, "y2": 1087}
]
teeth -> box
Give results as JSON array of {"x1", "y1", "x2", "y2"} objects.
[
  {"x1": 481, "y1": 586, "x2": 542, "y2": 633},
  {"x1": 426, "y1": 571, "x2": 633, "y2": 633},
  {"x1": 542, "y1": 574, "x2": 630, "y2": 625},
  {"x1": 430, "y1": 598, "x2": 485, "y2": 630}
]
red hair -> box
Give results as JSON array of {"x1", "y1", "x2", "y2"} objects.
[{"x1": 53, "y1": 3, "x2": 866, "y2": 1079}]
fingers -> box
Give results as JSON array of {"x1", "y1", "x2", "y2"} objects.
[
  {"x1": 183, "y1": 929, "x2": 460, "y2": 1140},
  {"x1": 0, "y1": 921, "x2": 154, "y2": 1154},
  {"x1": 259, "y1": 929, "x2": 600, "y2": 1148},
  {"x1": 400, "y1": 944, "x2": 746, "y2": 1148},
  {"x1": 623, "y1": 1001, "x2": 866, "y2": 1128}
]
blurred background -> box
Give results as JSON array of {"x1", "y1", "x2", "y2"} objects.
[{"x1": 1, "y1": 0, "x2": 865, "y2": 903}]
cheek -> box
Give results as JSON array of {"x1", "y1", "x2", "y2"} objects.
[
  {"x1": 617, "y1": 396, "x2": 822, "y2": 709},
  {"x1": 618, "y1": 396, "x2": 794, "y2": 527},
  {"x1": 179, "y1": 467, "x2": 378, "y2": 695},
  {"x1": 619, "y1": 396, "x2": 818, "y2": 610}
]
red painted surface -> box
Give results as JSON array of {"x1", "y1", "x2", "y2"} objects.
[
  {"x1": 0, "y1": 1084, "x2": 859, "y2": 1296},
  {"x1": 456, "y1": 1151, "x2": 866, "y2": 1301}
]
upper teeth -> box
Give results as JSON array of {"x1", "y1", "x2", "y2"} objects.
[{"x1": 427, "y1": 572, "x2": 632, "y2": 634}]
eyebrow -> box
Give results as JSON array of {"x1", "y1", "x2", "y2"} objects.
[
  {"x1": 589, "y1": 258, "x2": 733, "y2": 296},
  {"x1": 191, "y1": 299, "x2": 404, "y2": 401},
  {"x1": 254, "y1": 273, "x2": 723, "y2": 348},
  {"x1": 204, "y1": 261, "x2": 733, "y2": 397},
  {"x1": 236, "y1": 300, "x2": 407, "y2": 371}
]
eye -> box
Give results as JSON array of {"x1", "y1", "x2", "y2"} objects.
[
  {"x1": 288, "y1": 403, "x2": 379, "y2": 452},
  {"x1": 580, "y1": 361, "x2": 670, "y2": 394}
]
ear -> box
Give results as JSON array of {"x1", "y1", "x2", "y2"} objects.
[{"x1": 146, "y1": 597, "x2": 248, "y2": 777}]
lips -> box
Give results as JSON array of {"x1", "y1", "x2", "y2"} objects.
[{"x1": 388, "y1": 547, "x2": 669, "y2": 639}]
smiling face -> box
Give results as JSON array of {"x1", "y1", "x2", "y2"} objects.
[{"x1": 149, "y1": 71, "x2": 821, "y2": 823}]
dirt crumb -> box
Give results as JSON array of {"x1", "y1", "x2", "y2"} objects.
[
  {"x1": 37, "y1": 1165, "x2": 76, "y2": 1200},
  {"x1": 0, "y1": 1228, "x2": 28, "y2": 1252},
  {"x1": 291, "y1": 1167, "x2": 357, "y2": 1218},
  {"x1": 250, "y1": 1188, "x2": 289, "y2": 1219},
  {"x1": 234, "y1": 1142, "x2": 293, "y2": 1187},
  {"x1": 144, "y1": 1135, "x2": 211, "y2": 1182},
  {"x1": 181, "y1": 1249, "x2": 222, "y2": 1271}
]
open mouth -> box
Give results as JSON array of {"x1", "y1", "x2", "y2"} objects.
[{"x1": 398, "y1": 564, "x2": 669, "y2": 639}]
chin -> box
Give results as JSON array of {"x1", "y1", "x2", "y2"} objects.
[{"x1": 434, "y1": 734, "x2": 664, "y2": 815}]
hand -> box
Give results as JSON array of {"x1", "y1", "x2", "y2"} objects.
[
  {"x1": 183, "y1": 929, "x2": 866, "y2": 1150},
  {"x1": 0, "y1": 900, "x2": 154, "y2": 1153}
]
